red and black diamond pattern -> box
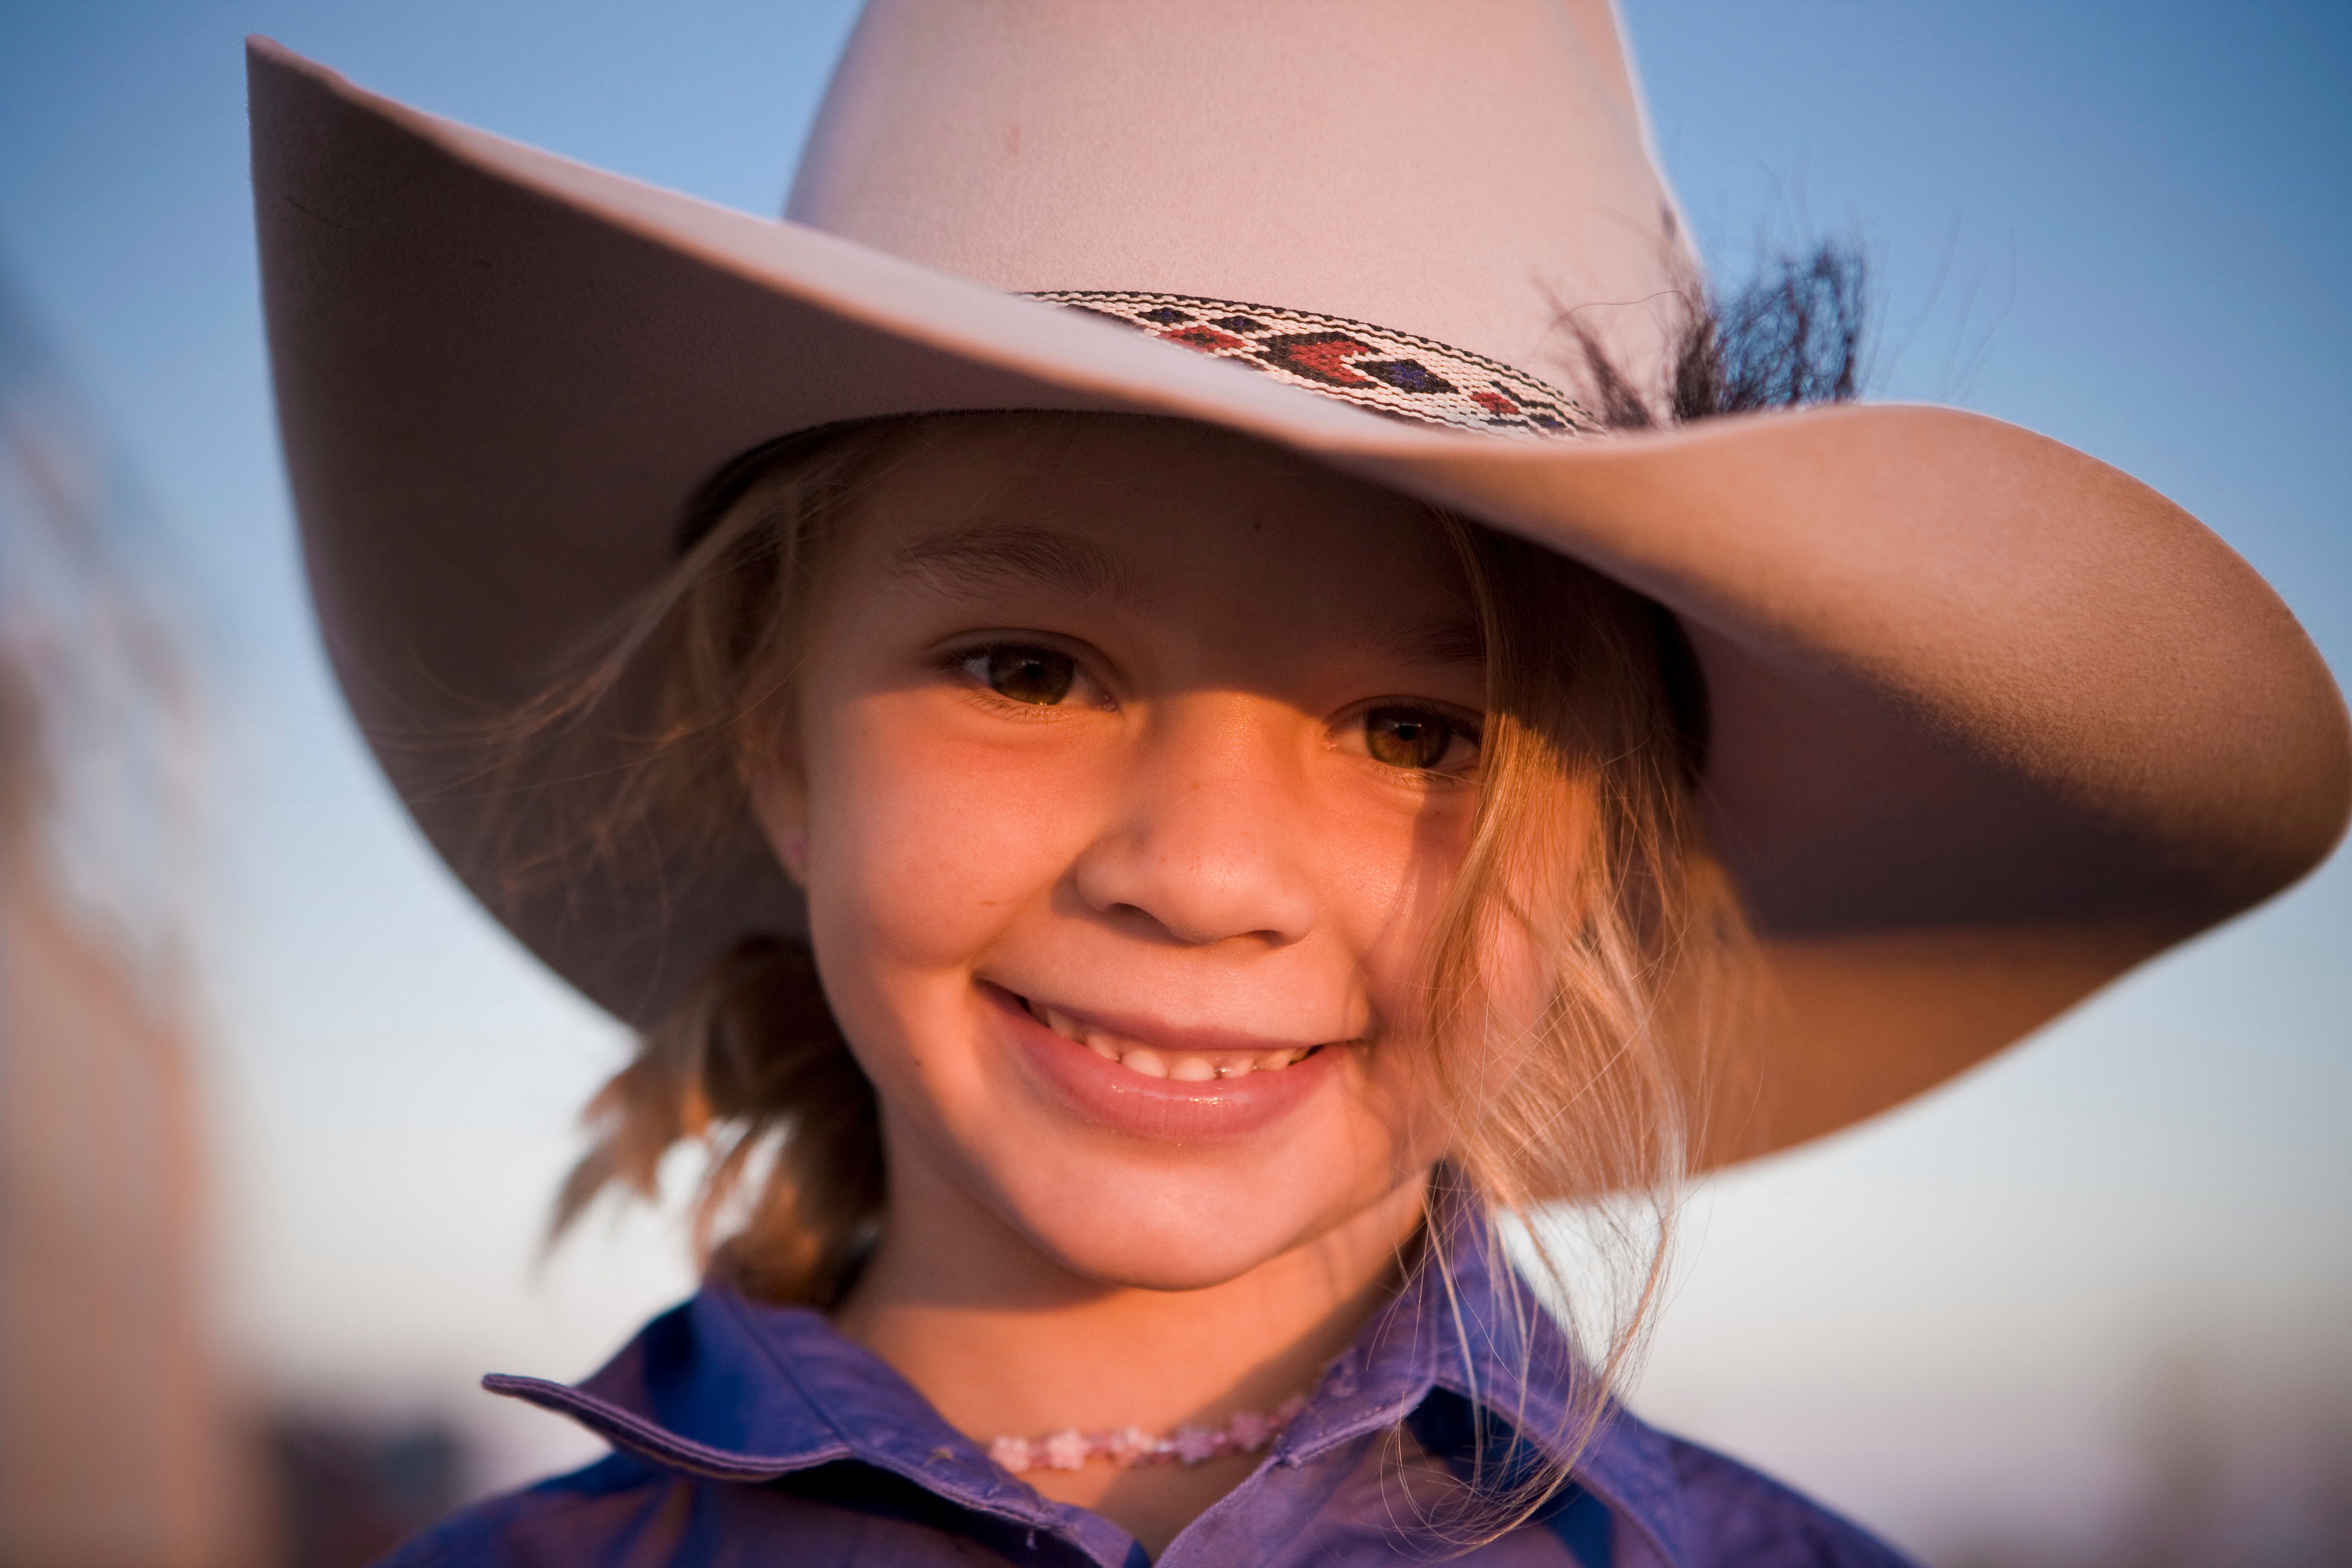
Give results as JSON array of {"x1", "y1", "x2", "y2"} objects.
[{"x1": 1030, "y1": 290, "x2": 1602, "y2": 439}]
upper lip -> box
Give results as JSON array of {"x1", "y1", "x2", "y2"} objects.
[{"x1": 990, "y1": 983, "x2": 1346, "y2": 1057}]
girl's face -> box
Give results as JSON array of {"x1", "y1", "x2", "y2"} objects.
[{"x1": 760, "y1": 418, "x2": 1485, "y2": 1290}]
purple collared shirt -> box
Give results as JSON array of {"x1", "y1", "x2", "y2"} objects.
[{"x1": 384, "y1": 1217, "x2": 1916, "y2": 1567}]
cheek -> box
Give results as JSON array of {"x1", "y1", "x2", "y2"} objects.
[
  {"x1": 797, "y1": 690, "x2": 1088, "y2": 997},
  {"x1": 1297, "y1": 795, "x2": 1480, "y2": 1169},
  {"x1": 1325, "y1": 792, "x2": 1481, "y2": 1027}
]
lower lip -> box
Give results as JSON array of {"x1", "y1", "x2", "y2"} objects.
[{"x1": 983, "y1": 984, "x2": 1341, "y2": 1144}]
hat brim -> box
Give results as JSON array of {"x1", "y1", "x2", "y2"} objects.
[{"x1": 248, "y1": 39, "x2": 2349, "y2": 1167}]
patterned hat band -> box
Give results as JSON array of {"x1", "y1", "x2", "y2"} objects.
[{"x1": 1031, "y1": 291, "x2": 1604, "y2": 440}]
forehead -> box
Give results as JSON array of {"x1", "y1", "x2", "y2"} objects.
[{"x1": 837, "y1": 416, "x2": 1475, "y2": 643}]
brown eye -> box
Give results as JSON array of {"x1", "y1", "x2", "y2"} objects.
[
  {"x1": 1364, "y1": 707, "x2": 1470, "y2": 771},
  {"x1": 969, "y1": 645, "x2": 1076, "y2": 705}
]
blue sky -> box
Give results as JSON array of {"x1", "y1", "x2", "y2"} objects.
[{"x1": 3, "y1": 4, "x2": 2347, "y2": 1559}]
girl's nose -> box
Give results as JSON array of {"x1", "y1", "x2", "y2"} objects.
[{"x1": 1070, "y1": 702, "x2": 1318, "y2": 949}]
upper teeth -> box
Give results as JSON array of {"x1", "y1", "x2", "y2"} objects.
[{"x1": 1030, "y1": 1003, "x2": 1311, "y2": 1080}]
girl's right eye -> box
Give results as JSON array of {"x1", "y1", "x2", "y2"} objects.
[{"x1": 958, "y1": 644, "x2": 1078, "y2": 705}]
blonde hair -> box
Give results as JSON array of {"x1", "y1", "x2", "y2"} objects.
[{"x1": 531, "y1": 411, "x2": 1749, "y2": 1525}]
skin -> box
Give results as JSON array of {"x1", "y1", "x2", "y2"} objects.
[{"x1": 751, "y1": 416, "x2": 1497, "y2": 1551}]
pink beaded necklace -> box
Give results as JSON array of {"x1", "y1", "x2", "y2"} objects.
[{"x1": 988, "y1": 1394, "x2": 1308, "y2": 1474}]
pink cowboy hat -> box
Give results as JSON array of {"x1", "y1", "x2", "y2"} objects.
[{"x1": 247, "y1": 2, "x2": 2348, "y2": 1167}]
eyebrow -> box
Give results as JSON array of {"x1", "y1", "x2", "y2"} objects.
[
  {"x1": 889, "y1": 520, "x2": 1485, "y2": 671},
  {"x1": 888, "y1": 523, "x2": 1141, "y2": 606},
  {"x1": 1379, "y1": 616, "x2": 1486, "y2": 671}
]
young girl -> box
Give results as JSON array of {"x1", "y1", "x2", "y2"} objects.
[{"x1": 246, "y1": 5, "x2": 2349, "y2": 1564}]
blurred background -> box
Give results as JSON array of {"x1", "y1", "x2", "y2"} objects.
[{"x1": 0, "y1": 3, "x2": 2345, "y2": 1564}]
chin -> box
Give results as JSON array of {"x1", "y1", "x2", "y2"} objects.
[
  {"x1": 982, "y1": 1142, "x2": 1417, "y2": 1293},
  {"x1": 1026, "y1": 1195, "x2": 1315, "y2": 1292},
  {"x1": 1040, "y1": 1233, "x2": 1288, "y2": 1293}
]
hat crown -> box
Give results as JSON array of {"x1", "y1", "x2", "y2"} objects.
[{"x1": 786, "y1": 0, "x2": 1692, "y2": 392}]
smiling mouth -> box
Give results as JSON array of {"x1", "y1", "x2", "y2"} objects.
[{"x1": 1017, "y1": 995, "x2": 1326, "y2": 1082}]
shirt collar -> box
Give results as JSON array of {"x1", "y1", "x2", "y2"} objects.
[{"x1": 488, "y1": 1194, "x2": 1690, "y2": 1567}]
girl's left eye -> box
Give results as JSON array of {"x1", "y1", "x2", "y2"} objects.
[
  {"x1": 1360, "y1": 706, "x2": 1480, "y2": 774},
  {"x1": 959, "y1": 644, "x2": 1078, "y2": 705}
]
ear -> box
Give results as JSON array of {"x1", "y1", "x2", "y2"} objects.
[{"x1": 737, "y1": 710, "x2": 812, "y2": 888}]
